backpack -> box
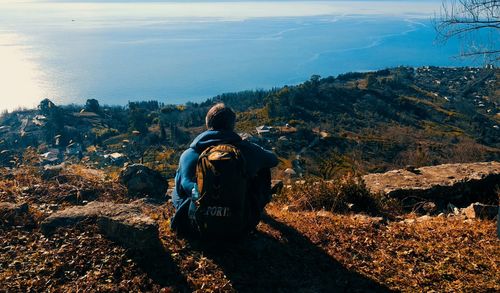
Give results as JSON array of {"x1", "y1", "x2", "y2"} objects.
[{"x1": 189, "y1": 143, "x2": 248, "y2": 239}]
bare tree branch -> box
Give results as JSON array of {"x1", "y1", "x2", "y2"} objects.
[{"x1": 434, "y1": 0, "x2": 500, "y2": 64}]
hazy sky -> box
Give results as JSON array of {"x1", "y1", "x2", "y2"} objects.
[{"x1": 1, "y1": 1, "x2": 441, "y2": 19}]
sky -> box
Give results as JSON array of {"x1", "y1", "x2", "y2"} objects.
[{"x1": 0, "y1": 1, "x2": 442, "y2": 19}]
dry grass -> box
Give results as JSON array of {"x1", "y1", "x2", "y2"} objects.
[
  {"x1": 0, "y1": 164, "x2": 129, "y2": 207},
  {"x1": 265, "y1": 204, "x2": 500, "y2": 292},
  {"x1": 277, "y1": 174, "x2": 401, "y2": 216}
]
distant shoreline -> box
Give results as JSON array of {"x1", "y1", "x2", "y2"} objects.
[{"x1": 2, "y1": 65, "x2": 492, "y2": 113}]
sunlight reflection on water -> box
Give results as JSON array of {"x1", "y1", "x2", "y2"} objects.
[{"x1": 0, "y1": 32, "x2": 50, "y2": 111}]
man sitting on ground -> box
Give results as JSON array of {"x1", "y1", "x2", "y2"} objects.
[{"x1": 171, "y1": 103, "x2": 278, "y2": 239}]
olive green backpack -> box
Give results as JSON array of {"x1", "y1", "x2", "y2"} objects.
[{"x1": 189, "y1": 144, "x2": 248, "y2": 239}]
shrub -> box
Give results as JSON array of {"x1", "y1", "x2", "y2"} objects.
[{"x1": 277, "y1": 173, "x2": 399, "y2": 215}]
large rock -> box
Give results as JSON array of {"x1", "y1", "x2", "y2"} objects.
[
  {"x1": 363, "y1": 162, "x2": 500, "y2": 208},
  {"x1": 119, "y1": 164, "x2": 169, "y2": 202},
  {"x1": 41, "y1": 201, "x2": 160, "y2": 251},
  {"x1": 0, "y1": 202, "x2": 33, "y2": 227},
  {"x1": 271, "y1": 180, "x2": 284, "y2": 194},
  {"x1": 41, "y1": 163, "x2": 65, "y2": 180},
  {"x1": 461, "y1": 203, "x2": 498, "y2": 220}
]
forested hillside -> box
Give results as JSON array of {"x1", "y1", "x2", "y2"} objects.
[{"x1": 0, "y1": 66, "x2": 498, "y2": 177}]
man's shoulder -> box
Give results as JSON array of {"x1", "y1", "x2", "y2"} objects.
[
  {"x1": 237, "y1": 140, "x2": 258, "y2": 151},
  {"x1": 237, "y1": 140, "x2": 272, "y2": 157},
  {"x1": 179, "y1": 147, "x2": 199, "y2": 164}
]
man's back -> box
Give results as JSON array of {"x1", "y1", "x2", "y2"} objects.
[{"x1": 171, "y1": 129, "x2": 278, "y2": 237}]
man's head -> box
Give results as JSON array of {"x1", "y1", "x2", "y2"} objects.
[{"x1": 205, "y1": 103, "x2": 236, "y2": 131}]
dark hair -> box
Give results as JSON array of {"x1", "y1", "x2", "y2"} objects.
[{"x1": 205, "y1": 103, "x2": 236, "y2": 131}]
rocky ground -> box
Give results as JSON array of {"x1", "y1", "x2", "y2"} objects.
[{"x1": 0, "y1": 163, "x2": 499, "y2": 292}]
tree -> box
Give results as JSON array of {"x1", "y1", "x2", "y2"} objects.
[
  {"x1": 85, "y1": 99, "x2": 100, "y2": 113},
  {"x1": 434, "y1": 0, "x2": 500, "y2": 63},
  {"x1": 38, "y1": 98, "x2": 56, "y2": 115}
]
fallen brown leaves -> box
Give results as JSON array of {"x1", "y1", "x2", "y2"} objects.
[
  {"x1": 265, "y1": 204, "x2": 500, "y2": 292},
  {"x1": 0, "y1": 225, "x2": 162, "y2": 292}
]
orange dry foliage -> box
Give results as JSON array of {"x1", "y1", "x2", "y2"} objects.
[{"x1": 265, "y1": 204, "x2": 500, "y2": 292}]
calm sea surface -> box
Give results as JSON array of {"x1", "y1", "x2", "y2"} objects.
[{"x1": 0, "y1": 1, "x2": 475, "y2": 111}]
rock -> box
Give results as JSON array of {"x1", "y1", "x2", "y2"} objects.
[
  {"x1": 422, "y1": 201, "x2": 437, "y2": 214},
  {"x1": 400, "y1": 219, "x2": 415, "y2": 224},
  {"x1": 461, "y1": 202, "x2": 498, "y2": 220},
  {"x1": 119, "y1": 164, "x2": 168, "y2": 202},
  {"x1": 41, "y1": 201, "x2": 160, "y2": 251},
  {"x1": 416, "y1": 215, "x2": 432, "y2": 222},
  {"x1": 0, "y1": 202, "x2": 28, "y2": 214},
  {"x1": 316, "y1": 210, "x2": 331, "y2": 218},
  {"x1": 271, "y1": 180, "x2": 284, "y2": 194},
  {"x1": 404, "y1": 165, "x2": 421, "y2": 174},
  {"x1": 0, "y1": 202, "x2": 32, "y2": 227},
  {"x1": 363, "y1": 162, "x2": 500, "y2": 208},
  {"x1": 497, "y1": 208, "x2": 500, "y2": 239},
  {"x1": 97, "y1": 215, "x2": 159, "y2": 251},
  {"x1": 447, "y1": 203, "x2": 460, "y2": 215},
  {"x1": 41, "y1": 163, "x2": 65, "y2": 180},
  {"x1": 281, "y1": 205, "x2": 300, "y2": 212},
  {"x1": 352, "y1": 214, "x2": 384, "y2": 224}
]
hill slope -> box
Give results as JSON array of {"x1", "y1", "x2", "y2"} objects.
[{"x1": 0, "y1": 66, "x2": 498, "y2": 176}]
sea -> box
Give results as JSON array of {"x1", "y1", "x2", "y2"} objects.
[{"x1": 0, "y1": 0, "x2": 478, "y2": 111}]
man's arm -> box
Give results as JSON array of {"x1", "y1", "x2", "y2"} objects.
[
  {"x1": 171, "y1": 148, "x2": 198, "y2": 209},
  {"x1": 242, "y1": 142, "x2": 278, "y2": 177},
  {"x1": 256, "y1": 144, "x2": 279, "y2": 169}
]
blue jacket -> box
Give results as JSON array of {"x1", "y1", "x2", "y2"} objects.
[{"x1": 171, "y1": 130, "x2": 278, "y2": 230}]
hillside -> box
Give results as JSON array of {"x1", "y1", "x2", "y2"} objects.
[{"x1": 0, "y1": 66, "x2": 498, "y2": 178}]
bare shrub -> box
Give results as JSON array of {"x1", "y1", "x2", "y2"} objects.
[{"x1": 277, "y1": 173, "x2": 398, "y2": 215}]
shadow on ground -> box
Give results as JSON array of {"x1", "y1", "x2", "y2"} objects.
[
  {"x1": 128, "y1": 240, "x2": 190, "y2": 291},
  {"x1": 197, "y1": 214, "x2": 392, "y2": 292}
]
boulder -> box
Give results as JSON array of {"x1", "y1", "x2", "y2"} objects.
[
  {"x1": 461, "y1": 203, "x2": 498, "y2": 220},
  {"x1": 0, "y1": 202, "x2": 32, "y2": 227},
  {"x1": 271, "y1": 180, "x2": 284, "y2": 194},
  {"x1": 41, "y1": 201, "x2": 160, "y2": 251},
  {"x1": 363, "y1": 162, "x2": 500, "y2": 208},
  {"x1": 119, "y1": 164, "x2": 169, "y2": 202},
  {"x1": 421, "y1": 201, "x2": 437, "y2": 214},
  {"x1": 352, "y1": 214, "x2": 384, "y2": 224},
  {"x1": 41, "y1": 163, "x2": 65, "y2": 180}
]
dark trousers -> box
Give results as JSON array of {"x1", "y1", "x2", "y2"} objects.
[{"x1": 245, "y1": 168, "x2": 272, "y2": 232}]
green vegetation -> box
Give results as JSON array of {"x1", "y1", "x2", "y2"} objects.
[{"x1": 0, "y1": 66, "x2": 498, "y2": 175}]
